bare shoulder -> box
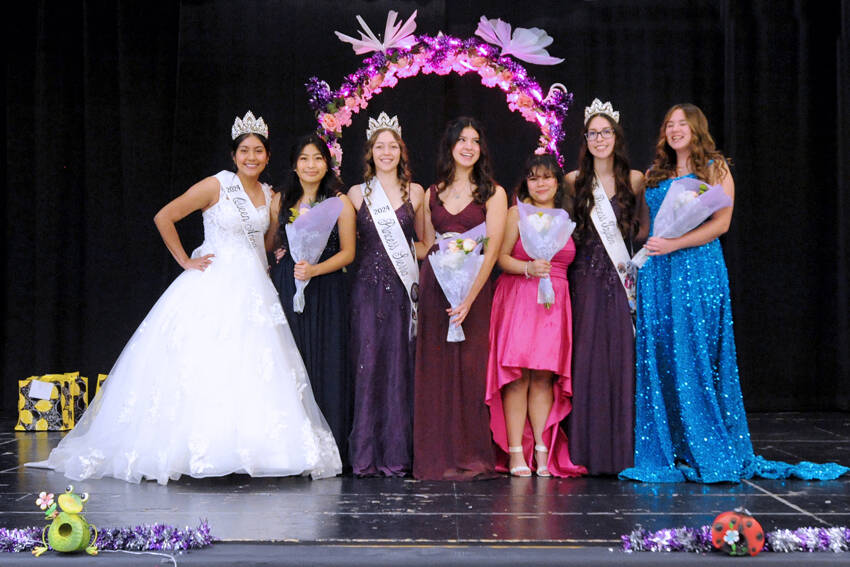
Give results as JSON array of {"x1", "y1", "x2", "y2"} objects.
[
  {"x1": 347, "y1": 184, "x2": 363, "y2": 208},
  {"x1": 629, "y1": 169, "x2": 645, "y2": 192},
  {"x1": 565, "y1": 170, "x2": 579, "y2": 184},
  {"x1": 409, "y1": 182, "x2": 425, "y2": 198}
]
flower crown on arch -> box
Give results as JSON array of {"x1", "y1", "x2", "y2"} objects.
[{"x1": 307, "y1": 11, "x2": 572, "y2": 172}]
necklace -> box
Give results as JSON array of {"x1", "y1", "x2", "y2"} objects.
[{"x1": 449, "y1": 181, "x2": 473, "y2": 200}]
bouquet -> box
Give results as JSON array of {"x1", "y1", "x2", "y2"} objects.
[
  {"x1": 517, "y1": 201, "x2": 576, "y2": 308},
  {"x1": 428, "y1": 222, "x2": 487, "y2": 342},
  {"x1": 284, "y1": 197, "x2": 344, "y2": 312},
  {"x1": 631, "y1": 177, "x2": 732, "y2": 268}
]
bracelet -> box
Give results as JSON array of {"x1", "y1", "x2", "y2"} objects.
[{"x1": 524, "y1": 261, "x2": 531, "y2": 279}]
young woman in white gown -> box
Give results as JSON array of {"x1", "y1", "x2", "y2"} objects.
[{"x1": 33, "y1": 112, "x2": 342, "y2": 484}]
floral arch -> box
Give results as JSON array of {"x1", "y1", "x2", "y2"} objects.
[{"x1": 306, "y1": 11, "x2": 572, "y2": 171}]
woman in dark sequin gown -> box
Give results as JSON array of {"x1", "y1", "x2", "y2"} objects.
[
  {"x1": 269, "y1": 134, "x2": 356, "y2": 466},
  {"x1": 347, "y1": 123, "x2": 425, "y2": 476},
  {"x1": 566, "y1": 103, "x2": 648, "y2": 475}
]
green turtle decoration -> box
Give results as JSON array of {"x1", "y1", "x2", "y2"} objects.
[{"x1": 32, "y1": 485, "x2": 98, "y2": 556}]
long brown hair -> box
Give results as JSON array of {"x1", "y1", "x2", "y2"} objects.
[
  {"x1": 646, "y1": 103, "x2": 729, "y2": 188},
  {"x1": 572, "y1": 114, "x2": 640, "y2": 242},
  {"x1": 362, "y1": 128, "x2": 412, "y2": 204},
  {"x1": 434, "y1": 116, "x2": 496, "y2": 204}
]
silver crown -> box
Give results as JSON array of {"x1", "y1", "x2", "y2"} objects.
[
  {"x1": 231, "y1": 111, "x2": 269, "y2": 140},
  {"x1": 584, "y1": 98, "x2": 620, "y2": 125},
  {"x1": 365, "y1": 112, "x2": 402, "y2": 140}
]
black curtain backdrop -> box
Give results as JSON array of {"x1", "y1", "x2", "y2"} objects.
[{"x1": 4, "y1": 0, "x2": 848, "y2": 413}]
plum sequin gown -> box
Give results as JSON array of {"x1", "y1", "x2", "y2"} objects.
[
  {"x1": 620, "y1": 175, "x2": 848, "y2": 483},
  {"x1": 348, "y1": 202, "x2": 416, "y2": 476},
  {"x1": 568, "y1": 195, "x2": 648, "y2": 475}
]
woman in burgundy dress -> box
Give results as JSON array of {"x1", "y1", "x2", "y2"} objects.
[
  {"x1": 566, "y1": 99, "x2": 648, "y2": 475},
  {"x1": 413, "y1": 117, "x2": 507, "y2": 480},
  {"x1": 347, "y1": 115, "x2": 425, "y2": 476}
]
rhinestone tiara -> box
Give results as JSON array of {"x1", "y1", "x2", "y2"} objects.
[
  {"x1": 584, "y1": 98, "x2": 620, "y2": 125},
  {"x1": 231, "y1": 111, "x2": 269, "y2": 140},
  {"x1": 365, "y1": 112, "x2": 402, "y2": 140}
]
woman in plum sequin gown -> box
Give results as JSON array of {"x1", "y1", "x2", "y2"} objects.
[
  {"x1": 413, "y1": 117, "x2": 506, "y2": 481},
  {"x1": 347, "y1": 120, "x2": 425, "y2": 476},
  {"x1": 486, "y1": 154, "x2": 586, "y2": 478},
  {"x1": 620, "y1": 104, "x2": 847, "y2": 483},
  {"x1": 269, "y1": 133, "x2": 356, "y2": 466},
  {"x1": 566, "y1": 101, "x2": 648, "y2": 475}
]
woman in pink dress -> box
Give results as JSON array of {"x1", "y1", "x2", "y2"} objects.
[{"x1": 486, "y1": 154, "x2": 586, "y2": 478}]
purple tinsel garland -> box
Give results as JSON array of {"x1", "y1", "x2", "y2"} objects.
[
  {"x1": 621, "y1": 525, "x2": 850, "y2": 553},
  {"x1": 0, "y1": 519, "x2": 215, "y2": 553}
]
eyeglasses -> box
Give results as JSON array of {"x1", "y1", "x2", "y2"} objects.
[{"x1": 585, "y1": 128, "x2": 614, "y2": 141}]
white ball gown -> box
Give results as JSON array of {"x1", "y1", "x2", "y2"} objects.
[{"x1": 34, "y1": 175, "x2": 342, "y2": 484}]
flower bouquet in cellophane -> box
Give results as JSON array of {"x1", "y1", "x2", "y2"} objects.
[
  {"x1": 517, "y1": 201, "x2": 576, "y2": 308},
  {"x1": 428, "y1": 222, "x2": 487, "y2": 342},
  {"x1": 630, "y1": 177, "x2": 732, "y2": 268},
  {"x1": 284, "y1": 197, "x2": 344, "y2": 312}
]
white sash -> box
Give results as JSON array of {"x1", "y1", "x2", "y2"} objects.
[
  {"x1": 589, "y1": 175, "x2": 636, "y2": 315},
  {"x1": 214, "y1": 170, "x2": 269, "y2": 270},
  {"x1": 363, "y1": 178, "x2": 419, "y2": 339}
]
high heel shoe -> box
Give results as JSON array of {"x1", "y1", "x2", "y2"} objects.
[
  {"x1": 508, "y1": 446, "x2": 531, "y2": 477},
  {"x1": 534, "y1": 444, "x2": 551, "y2": 477}
]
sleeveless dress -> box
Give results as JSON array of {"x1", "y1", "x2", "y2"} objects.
[
  {"x1": 38, "y1": 178, "x2": 342, "y2": 484},
  {"x1": 620, "y1": 175, "x2": 848, "y2": 483},
  {"x1": 270, "y1": 211, "x2": 352, "y2": 468},
  {"x1": 568, "y1": 195, "x2": 648, "y2": 475},
  {"x1": 348, "y1": 201, "x2": 417, "y2": 476},
  {"x1": 413, "y1": 188, "x2": 497, "y2": 481},
  {"x1": 486, "y1": 235, "x2": 586, "y2": 478}
]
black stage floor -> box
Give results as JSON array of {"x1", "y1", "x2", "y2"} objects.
[{"x1": 2, "y1": 412, "x2": 849, "y2": 565}]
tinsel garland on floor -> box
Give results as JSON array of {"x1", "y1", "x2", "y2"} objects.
[
  {"x1": 622, "y1": 525, "x2": 850, "y2": 553},
  {"x1": 0, "y1": 519, "x2": 214, "y2": 553}
]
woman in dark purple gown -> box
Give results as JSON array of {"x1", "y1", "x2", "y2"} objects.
[
  {"x1": 413, "y1": 117, "x2": 507, "y2": 481},
  {"x1": 565, "y1": 100, "x2": 648, "y2": 475},
  {"x1": 347, "y1": 116, "x2": 425, "y2": 476}
]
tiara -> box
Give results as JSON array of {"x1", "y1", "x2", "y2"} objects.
[
  {"x1": 365, "y1": 112, "x2": 402, "y2": 140},
  {"x1": 231, "y1": 111, "x2": 269, "y2": 140},
  {"x1": 584, "y1": 98, "x2": 620, "y2": 125}
]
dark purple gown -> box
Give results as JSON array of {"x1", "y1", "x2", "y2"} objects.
[
  {"x1": 413, "y1": 188, "x2": 497, "y2": 481},
  {"x1": 348, "y1": 202, "x2": 416, "y2": 476},
  {"x1": 567, "y1": 195, "x2": 648, "y2": 475}
]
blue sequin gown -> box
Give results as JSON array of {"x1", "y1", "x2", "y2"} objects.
[{"x1": 620, "y1": 175, "x2": 848, "y2": 483}]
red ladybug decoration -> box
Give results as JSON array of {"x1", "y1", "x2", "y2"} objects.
[{"x1": 711, "y1": 508, "x2": 764, "y2": 556}]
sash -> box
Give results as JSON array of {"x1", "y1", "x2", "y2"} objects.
[
  {"x1": 214, "y1": 170, "x2": 269, "y2": 271},
  {"x1": 589, "y1": 175, "x2": 637, "y2": 316},
  {"x1": 363, "y1": 178, "x2": 419, "y2": 339}
]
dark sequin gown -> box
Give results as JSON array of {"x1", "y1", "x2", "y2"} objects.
[
  {"x1": 348, "y1": 202, "x2": 416, "y2": 476},
  {"x1": 567, "y1": 195, "x2": 648, "y2": 475},
  {"x1": 413, "y1": 188, "x2": 497, "y2": 481},
  {"x1": 620, "y1": 175, "x2": 848, "y2": 482},
  {"x1": 270, "y1": 218, "x2": 352, "y2": 468}
]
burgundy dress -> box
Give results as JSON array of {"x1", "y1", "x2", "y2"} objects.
[
  {"x1": 348, "y1": 202, "x2": 416, "y2": 476},
  {"x1": 567, "y1": 195, "x2": 648, "y2": 475},
  {"x1": 413, "y1": 188, "x2": 497, "y2": 481}
]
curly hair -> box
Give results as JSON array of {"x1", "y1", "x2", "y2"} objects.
[
  {"x1": 572, "y1": 113, "x2": 640, "y2": 242},
  {"x1": 361, "y1": 128, "x2": 412, "y2": 205},
  {"x1": 434, "y1": 117, "x2": 497, "y2": 203},
  {"x1": 645, "y1": 103, "x2": 730, "y2": 188}
]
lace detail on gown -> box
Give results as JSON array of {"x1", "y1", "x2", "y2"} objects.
[{"x1": 39, "y1": 181, "x2": 342, "y2": 484}]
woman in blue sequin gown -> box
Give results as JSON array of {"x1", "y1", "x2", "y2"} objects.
[{"x1": 620, "y1": 104, "x2": 848, "y2": 483}]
